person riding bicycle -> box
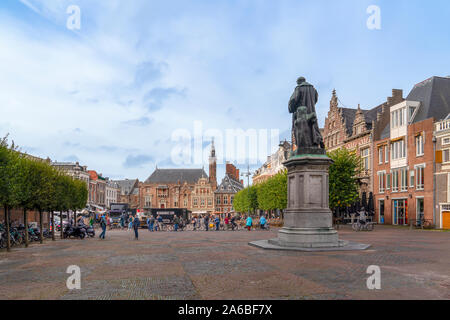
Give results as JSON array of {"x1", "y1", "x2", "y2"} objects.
[
  {"x1": 260, "y1": 215, "x2": 267, "y2": 230},
  {"x1": 230, "y1": 216, "x2": 237, "y2": 230}
]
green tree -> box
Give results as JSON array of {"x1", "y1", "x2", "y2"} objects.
[
  {"x1": 256, "y1": 170, "x2": 287, "y2": 211},
  {"x1": 328, "y1": 148, "x2": 361, "y2": 211}
]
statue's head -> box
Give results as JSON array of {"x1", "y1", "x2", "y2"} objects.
[{"x1": 297, "y1": 77, "x2": 306, "y2": 85}]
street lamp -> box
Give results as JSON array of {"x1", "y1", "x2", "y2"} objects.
[{"x1": 240, "y1": 164, "x2": 254, "y2": 219}]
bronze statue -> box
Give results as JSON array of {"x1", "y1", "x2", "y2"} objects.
[{"x1": 289, "y1": 77, "x2": 325, "y2": 156}]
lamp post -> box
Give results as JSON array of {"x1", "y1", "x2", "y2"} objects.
[{"x1": 240, "y1": 164, "x2": 254, "y2": 218}]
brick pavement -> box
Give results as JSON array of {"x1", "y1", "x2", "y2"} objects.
[{"x1": 0, "y1": 225, "x2": 449, "y2": 300}]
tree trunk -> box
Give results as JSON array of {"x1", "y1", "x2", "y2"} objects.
[
  {"x1": 74, "y1": 211, "x2": 77, "y2": 227},
  {"x1": 51, "y1": 211, "x2": 55, "y2": 241},
  {"x1": 24, "y1": 209, "x2": 29, "y2": 248},
  {"x1": 4, "y1": 206, "x2": 11, "y2": 252},
  {"x1": 39, "y1": 210, "x2": 43, "y2": 244}
]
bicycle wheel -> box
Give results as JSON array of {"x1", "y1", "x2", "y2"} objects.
[{"x1": 352, "y1": 223, "x2": 359, "y2": 231}]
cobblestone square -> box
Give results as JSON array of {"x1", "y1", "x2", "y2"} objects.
[{"x1": 0, "y1": 226, "x2": 449, "y2": 300}]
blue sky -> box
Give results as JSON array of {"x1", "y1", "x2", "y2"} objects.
[{"x1": 1, "y1": 0, "x2": 450, "y2": 183}]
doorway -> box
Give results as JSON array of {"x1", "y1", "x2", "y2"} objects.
[{"x1": 393, "y1": 199, "x2": 408, "y2": 225}]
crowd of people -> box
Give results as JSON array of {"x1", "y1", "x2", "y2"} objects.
[{"x1": 93, "y1": 212, "x2": 271, "y2": 241}]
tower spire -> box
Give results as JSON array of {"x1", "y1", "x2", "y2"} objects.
[{"x1": 209, "y1": 138, "x2": 217, "y2": 190}]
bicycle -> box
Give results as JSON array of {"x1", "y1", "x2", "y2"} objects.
[{"x1": 352, "y1": 219, "x2": 374, "y2": 231}]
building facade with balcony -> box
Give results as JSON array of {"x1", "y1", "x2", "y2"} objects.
[
  {"x1": 373, "y1": 76, "x2": 450, "y2": 229},
  {"x1": 323, "y1": 89, "x2": 404, "y2": 196}
]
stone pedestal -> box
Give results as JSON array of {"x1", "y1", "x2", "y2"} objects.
[{"x1": 250, "y1": 154, "x2": 370, "y2": 252}]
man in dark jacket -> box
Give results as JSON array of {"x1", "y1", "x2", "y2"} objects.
[
  {"x1": 204, "y1": 215, "x2": 210, "y2": 231},
  {"x1": 133, "y1": 216, "x2": 140, "y2": 240},
  {"x1": 173, "y1": 215, "x2": 180, "y2": 232}
]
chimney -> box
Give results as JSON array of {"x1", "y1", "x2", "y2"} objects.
[
  {"x1": 392, "y1": 89, "x2": 404, "y2": 104},
  {"x1": 236, "y1": 169, "x2": 240, "y2": 181}
]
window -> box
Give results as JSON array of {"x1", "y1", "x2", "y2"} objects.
[
  {"x1": 391, "y1": 140, "x2": 406, "y2": 160},
  {"x1": 443, "y1": 137, "x2": 450, "y2": 145},
  {"x1": 208, "y1": 198, "x2": 212, "y2": 206},
  {"x1": 201, "y1": 199, "x2": 205, "y2": 207},
  {"x1": 410, "y1": 170, "x2": 415, "y2": 188},
  {"x1": 386, "y1": 173, "x2": 391, "y2": 189},
  {"x1": 400, "y1": 168, "x2": 408, "y2": 192},
  {"x1": 443, "y1": 149, "x2": 450, "y2": 163},
  {"x1": 174, "y1": 201, "x2": 178, "y2": 207},
  {"x1": 144, "y1": 196, "x2": 151, "y2": 208},
  {"x1": 231, "y1": 196, "x2": 234, "y2": 204},
  {"x1": 416, "y1": 165, "x2": 425, "y2": 190},
  {"x1": 361, "y1": 148, "x2": 370, "y2": 170},
  {"x1": 385, "y1": 145, "x2": 389, "y2": 163},
  {"x1": 224, "y1": 196, "x2": 228, "y2": 205},
  {"x1": 193, "y1": 198, "x2": 198, "y2": 206},
  {"x1": 392, "y1": 170, "x2": 399, "y2": 192},
  {"x1": 378, "y1": 147, "x2": 383, "y2": 164},
  {"x1": 216, "y1": 196, "x2": 221, "y2": 205},
  {"x1": 378, "y1": 172, "x2": 385, "y2": 193},
  {"x1": 184, "y1": 200, "x2": 187, "y2": 207},
  {"x1": 416, "y1": 134, "x2": 424, "y2": 156}
]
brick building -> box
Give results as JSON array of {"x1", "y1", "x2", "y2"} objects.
[
  {"x1": 215, "y1": 163, "x2": 244, "y2": 214},
  {"x1": 88, "y1": 170, "x2": 106, "y2": 209},
  {"x1": 323, "y1": 89, "x2": 404, "y2": 195},
  {"x1": 434, "y1": 118, "x2": 450, "y2": 229},
  {"x1": 140, "y1": 168, "x2": 214, "y2": 215},
  {"x1": 114, "y1": 179, "x2": 140, "y2": 210},
  {"x1": 373, "y1": 76, "x2": 450, "y2": 228}
]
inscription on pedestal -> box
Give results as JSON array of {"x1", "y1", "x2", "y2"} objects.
[{"x1": 308, "y1": 175, "x2": 322, "y2": 206}]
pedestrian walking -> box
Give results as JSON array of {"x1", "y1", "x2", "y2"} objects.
[
  {"x1": 260, "y1": 215, "x2": 267, "y2": 230},
  {"x1": 215, "y1": 216, "x2": 220, "y2": 231},
  {"x1": 128, "y1": 215, "x2": 133, "y2": 231},
  {"x1": 133, "y1": 215, "x2": 140, "y2": 240},
  {"x1": 120, "y1": 214, "x2": 125, "y2": 229},
  {"x1": 148, "y1": 216, "x2": 155, "y2": 232},
  {"x1": 224, "y1": 216, "x2": 230, "y2": 230},
  {"x1": 173, "y1": 215, "x2": 180, "y2": 232},
  {"x1": 246, "y1": 216, "x2": 253, "y2": 231},
  {"x1": 99, "y1": 214, "x2": 107, "y2": 239},
  {"x1": 204, "y1": 215, "x2": 209, "y2": 231}
]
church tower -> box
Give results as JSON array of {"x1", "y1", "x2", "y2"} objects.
[{"x1": 209, "y1": 139, "x2": 217, "y2": 190}]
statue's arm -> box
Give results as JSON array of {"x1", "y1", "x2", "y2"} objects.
[{"x1": 288, "y1": 88, "x2": 299, "y2": 113}]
